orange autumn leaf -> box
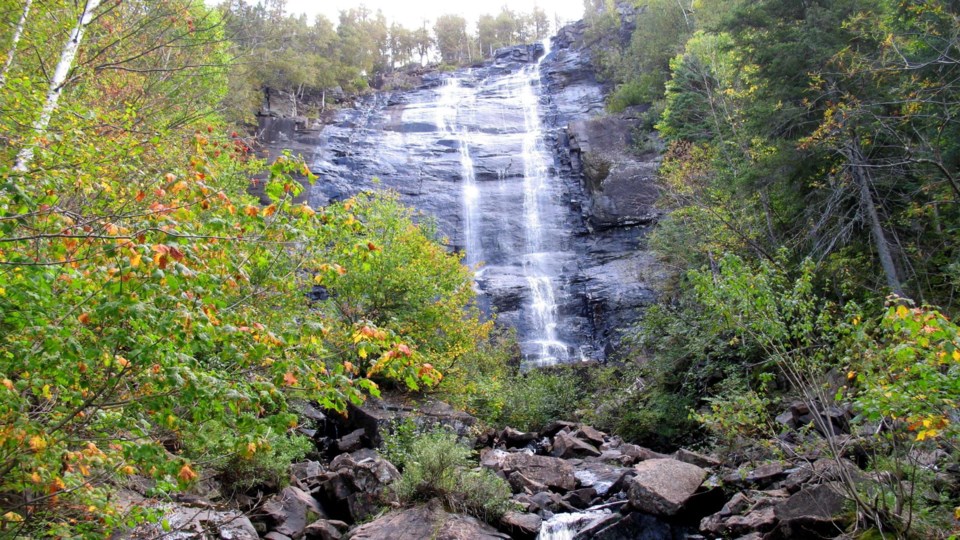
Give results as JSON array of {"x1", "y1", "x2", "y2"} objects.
[
  {"x1": 78, "y1": 313, "x2": 91, "y2": 325},
  {"x1": 178, "y1": 463, "x2": 198, "y2": 483},
  {"x1": 283, "y1": 372, "x2": 298, "y2": 386},
  {"x1": 244, "y1": 205, "x2": 259, "y2": 217}
]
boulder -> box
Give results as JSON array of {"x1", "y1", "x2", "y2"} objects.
[
  {"x1": 627, "y1": 458, "x2": 707, "y2": 516},
  {"x1": 417, "y1": 400, "x2": 479, "y2": 438},
  {"x1": 291, "y1": 461, "x2": 325, "y2": 491},
  {"x1": 499, "y1": 511, "x2": 542, "y2": 539},
  {"x1": 336, "y1": 429, "x2": 367, "y2": 454},
  {"x1": 576, "y1": 425, "x2": 607, "y2": 447},
  {"x1": 573, "y1": 461, "x2": 632, "y2": 496},
  {"x1": 323, "y1": 449, "x2": 400, "y2": 522},
  {"x1": 674, "y1": 449, "x2": 721, "y2": 469},
  {"x1": 562, "y1": 487, "x2": 597, "y2": 509},
  {"x1": 126, "y1": 506, "x2": 258, "y2": 540},
  {"x1": 770, "y1": 483, "x2": 849, "y2": 539},
  {"x1": 484, "y1": 451, "x2": 576, "y2": 492},
  {"x1": 508, "y1": 471, "x2": 548, "y2": 494},
  {"x1": 502, "y1": 427, "x2": 538, "y2": 448},
  {"x1": 619, "y1": 444, "x2": 669, "y2": 464},
  {"x1": 348, "y1": 503, "x2": 509, "y2": 539},
  {"x1": 552, "y1": 430, "x2": 602, "y2": 458},
  {"x1": 304, "y1": 519, "x2": 344, "y2": 540},
  {"x1": 263, "y1": 486, "x2": 326, "y2": 538},
  {"x1": 578, "y1": 511, "x2": 674, "y2": 540},
  {"x1": 724, "y1": 462, "x2": 786, "y2": 488}
]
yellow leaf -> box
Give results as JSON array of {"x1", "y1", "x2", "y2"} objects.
[
  {"x1": 896, "y1": 305, "x2": 910, "y2": 319},
  {"x1": 130, "y1": 253, "x2": 142, "y2": 268},
  {"x1": 29, "y1": 436, "x2": 47, "y2": 451},
  {"x1": 357, "y1": 347, "x2": 368, "y2": 359},
  {"x1": 2, "y1": 512, "x2": 24, "y2": 522},
  {"x1": 952, "y1": 349, "x2": 960, "y2": 362}
]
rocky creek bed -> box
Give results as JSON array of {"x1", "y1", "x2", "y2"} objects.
[{"x1": 114, "y1": 394, "x2": 891, "y2": 540}]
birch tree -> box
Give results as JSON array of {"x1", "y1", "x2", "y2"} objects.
[
  {"x1": 0, "y1": 0, "x2": 32, "y2": 90},
  {"x1": 13, "y1": 0, "x2": 101, "y2": 172}
]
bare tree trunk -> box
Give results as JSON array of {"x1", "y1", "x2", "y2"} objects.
[
  {"x1": 14, "y1": 0, "x2": 102, "y2": 172},
  {"x1": 0, "y1": 0, "x2": 33, "y2": 90},
  {"x1": 847, "y1": 139, "x2": 905, "y2": 297}
]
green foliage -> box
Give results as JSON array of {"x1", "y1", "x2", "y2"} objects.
[
  {"x1": 313, "y1": 192, "x2": 492, "y2": 391},
  {"x1": 607, "y1": 81, "x2": 647, "y2": 113},
  {"x1": 392, "y1": 430, "x2": 512, "y2": 522},
  {"x1": 196, "y1": 430, "x2": 313, "y2": 493},
  {"x1": 379, "y1": 417, "x2": 421, "y2": 470},
  {"x1": 496, "y1": 369, "x2": 583, "y2": 432},
  {"x1": 851, "y1": 304, "x2": 960, "y2": 446},
  {"x1": 437, "y1": 328, "x2": 519, "y2": 423},
  {"x1": 0, "y1": 3, "x2": 484, "y2": 535}
]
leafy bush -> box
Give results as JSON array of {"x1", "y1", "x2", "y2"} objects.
[
  {"x1": 195, "y1": 430, "x2": 313, "y2": 493},
  {"x1": 313, "y1": 192, "x2": 491, "y2": 393},
  {"x1": 608, "y1": 80, "x2": 648, "y2": 113},
  {"x1": 392, "y1": 430, "x2": 511, "y2": 522},
  {"x1": 497, "y1": 368, "x2": 583, "y2": 431}
]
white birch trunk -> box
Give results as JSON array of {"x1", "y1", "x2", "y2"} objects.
[
  {"x1": 14, "y1": 0, "x2": 101, "y2": 172},
  {"x1": 0, "y1": 0, "x2": 33, "y2": 90}
]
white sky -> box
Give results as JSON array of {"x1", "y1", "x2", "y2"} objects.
[{"x1": 281, "y1": 1, "x2": 585, "y2": 31}]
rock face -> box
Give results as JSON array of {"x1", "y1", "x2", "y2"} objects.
[
  {"x1": 264, "y1": 24, "x2": 662, "y2": 365},
  {"x1": 348, "y1": 503, "x2": 509, "y2": 540}
]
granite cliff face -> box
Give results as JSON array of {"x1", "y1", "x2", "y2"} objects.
[{"x1": 262, "y1": 23, "x2": 664, "y2": 365}]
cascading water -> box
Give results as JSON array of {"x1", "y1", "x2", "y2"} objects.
[
  {"x1": 435, "y1": 77, "x2": 483, "y2": 268},
  {"x1": 424, "y1": 42, "x2": 580, "y2": 367},
  {"x1": 517, "y1": 40, "x2": 571, "y2": 367}
]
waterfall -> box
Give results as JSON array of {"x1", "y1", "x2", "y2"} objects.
[
  {"x1": 430, "y1": 41, "x2": 578, "y2": 368},
  {"x1": 436, "y1": 77, "x2": 483, "y2": 268},
  {"x1": 516, "y1": 40, "x2": 573, "y2": 367}
]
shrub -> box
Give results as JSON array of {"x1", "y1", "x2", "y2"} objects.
[
  {"x1": 497, "y1": 368, "x2": 583, "y2": 431},
  {"x1": 392, "y1": 430, "x2": 511, "y2": 522},
  {"x1": 608, "y1": 80, "x2": 648, "y2": 113}
]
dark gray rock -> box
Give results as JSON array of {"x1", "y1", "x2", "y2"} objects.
[
  {"x1": 336, "y1": 429, "x2": 366, "y2": 454},
  {"x1": 323, "y1": 449, "x2": 400, "y2": 522},
  {"x1": 576, "y1": 425, "x2": 607, "y2": 446},
  {"x1": 502, "y1": 426, "x2": 538, "y2": 448},
  {"x1": 674, "y1": 448, "x2": 722, "y2": 469},
  {"x1": 499, "y1": 511, "x2": 542, "y2": 539},
  {"x1": 508, "y1": 471, "x2": 549, "y2": 494},
  {"x1": 304, "y1": 519, "x2": 343, "y2": 540},
  {"x1": 263, "y1": 486, "x2": 326, "y2": 538},
  {"x1": 482, "y1": 450, "x2": 577, "y2": 492},
  {"x1": 770, "y1": 483, "x2": 849, "y2": 539},
  {"x1": 552, "y1": 430, "x2": 602, "y2": 458},
  {"x1": 628, "y1": 458, "x2": 707, "y2": 516}
]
